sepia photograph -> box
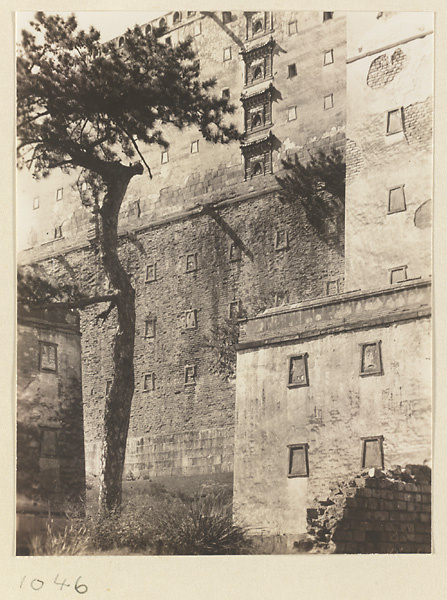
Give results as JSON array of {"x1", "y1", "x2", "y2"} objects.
[{"x1": 15, "y1": 8, "x2": 433, "y2": 560}]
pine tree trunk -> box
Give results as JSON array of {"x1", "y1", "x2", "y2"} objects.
[{"x1": 96, "y1": 164, "x2": 142, "y2": 515}]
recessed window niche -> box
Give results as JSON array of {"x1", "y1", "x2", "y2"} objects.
[
  {"x1": 390, "y1": 265, "x2": 407, "y2": 284},
  {"x1": 361, "y1": 436, "x2": 384, "y2": 469},
  {"x1": 39, "y1": 341, "x2": 58, "y2": 372},
  {"x1": 143, "y1": 373, "x2": 155, "y2": 392},
  {"x1": 324, "y1": 49, "x2": 334, "y2": 65},
  {"x1": 145, "y1": 263, "x2": 157, "y2": 282},
  {"x1": 287, "y1": 354, "x2": 309, "y2": 388},
  {"x1": 359, "y1": 341, "x2": 382, "y2": 376},
  {"x1": 324, "y1": 94, "x2": 334, "y2": 110},
  {"x1": 287, "y1": 443, "x2": 309, "y2": 477},
  {"x1": 185, "y1": 309, "x2": 197, "y2": 329},
  {"x1": 184, "y1": 365, "x2": 197, "y2": 385},
  {"x1": 386, "y1": 108, "x2": 403, "y2": 135},
  {"x1": 388, "y1": 185, "x2": 406, "y2": 213},
  {"x1": 186, "y1": 253, "x2": 198, "y2": 272}
]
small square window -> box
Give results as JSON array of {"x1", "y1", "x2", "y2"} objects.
[
  {"x1": 386, "y1": 108, "x2": 403, "y2": 135},
  {"x1": 184, "y1": 365, "x2": 196, "y2": 385},
  {"x1": 288, "y1": 20, "x2": 298, "y2": 35},
  {"x1": 388, "y1": 185, "x2": 406, "y2": 213},
  {"x1": 54, "y1": 226, "x2": 63, "y2": 239},
  {"x1": 229, "y1": 300, "x2": 242, "y2": 319},
  {"x1": 143, "y1": 373, "x2": 155, "y2": 392},
  {"x1": 186, "y1": 253, "x2": 198, "y2": 272},
  {"x1": 323, "y1": 49, "x2": 334, "y2": 65},
  {"x1": 185, "y1": 309, "x2": 197, "y2": 329},
  {"x1": 288, "y1": 106, "x2": 297, "y2": 121},
  {"x1": 287, "y1": 443, "x2": 309, "y2": 477},
  {"x1": 106, "y1": 380, "x2": 112, "y2": 395},
  {"x1": 323, "y1": 12, "x2": 334, "y2": 22},
  {"x1": 191, "y1": 140, "x2": 199, "y2": 154},
  {"x1": 326, "y1": 279, "x2": 340, "y2": 296},
  {"x1": 222, "y1": 11, "x2": 232, "y2": 25},
  {"x1": 324, "y1": 94, "x2": 334, "y2": 110},
  {"x1": 33, "y1": 197, "x2": 39, "y2": 210},
  {"x1": 275, "y1": 229, "x2": 289, "y2": 250},
  {"x1": 193, "y1": 22, "x2": 202, "y2": 36},
  {"x1": 144, "y1": 318, "x2": 156, "y2": 338},
  {"x1": 223, "y1": 47, "x2": 232, "y2": 61},
  {"x1": 288, "y1": 63, "x2": 297, "y2": 78},
  {"x1": 221, "y1": 88, "x2": 230, "y2": 100},
  {"x1": 359, "y1": 342, "x2": 383, "y2": 376},
  {"x1": 145, "y1": 263, "x2": 157, "y2": 282},
  {"x1": 229, "y1": 242, "x2": 241, "y2": 262},
  {"x1": 390, "y1": 265, "x2": 407, "y2": 285},
  {"x1": 56, "y1": 188, "x2": 63, "y2": 201},
  {"x1": 39, "y1": 341, "x2": 58, "y2": 372},
  {"x1": 161, "y1": 150, "x2": 169, "y2": 164},
  {"x1": 288, "y1": 354, "x2": 309, "y2": 388},
  {"x1": 361, "y1": 436, "x2": 384, "y2": 469},
  {"x1": 40, "y1": 427, "x2": 59, "y2": 458}
]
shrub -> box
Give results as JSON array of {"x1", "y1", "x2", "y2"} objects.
[
  {"x1": 29, "y1": 520, "x2": 91, "y2": 556},
  {"x1": 149, "y1": 492, "x2": 252, "y2": 555}
]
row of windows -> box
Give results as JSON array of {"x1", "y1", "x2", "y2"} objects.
[
  {"x1": 288, "y1": 343, "x2": 383, "y2": 388},
  {"x1": 288, "y1": 434, "x2": 383, "y2": 478},
  {"x1": 144, "y1": 233, "x2": 288, "y2": 281}
]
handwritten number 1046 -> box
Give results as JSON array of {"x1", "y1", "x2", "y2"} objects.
[{"x1": 20, "y1": 575, "x2": 88, "y2": 594}]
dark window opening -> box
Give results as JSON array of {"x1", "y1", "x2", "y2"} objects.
[
  {"x1": 222, "y1": 88, "x2": 230, "y2": 99},
  {"x1": 288, "y1": 354, "x2": 309, "y2": 388},
  {"x1": 145, "y1": 24, "x2": 152, "y2": 35},
  {"x1": 118, "y1": 37, "x2": 125, "y2": 47},
  {"x1": 173, "y1": 12, "x2": 181, "y2": 24},
  {"x1": 288, "y1": 63, "x2": 297, "y2": 78},
  {"x1": 253, "y1": 65, "x2": 263, "y2": 80},
  {"x1": 253, "y1": 20, "x2": 264, "y2": 34},
  {"x1": 223, "y1": 12, "x2": 232, "y2": 24},
  {"x1": 323, "y1": 12, "x2": 333, "y2": 21}
]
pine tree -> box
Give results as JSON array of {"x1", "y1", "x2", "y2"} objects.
[{"x1": 17, "y1": 12, "x2": 239, "y2": 514}]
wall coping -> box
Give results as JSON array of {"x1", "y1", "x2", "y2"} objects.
[{"x1": 237, "y1": 278, "x2": 431, "y2": 350}]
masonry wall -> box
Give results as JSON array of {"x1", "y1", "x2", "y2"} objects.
[
  {"x1": 233, "y1": 282, "x2": 431, "y2": 536},
  {"x1": 17, "y1": 11, "x2": 346, "y2": 254},
  {"x1": 16, "y1": 308, "x2": 85, "y2": 512},
  {"x1": 33, "y1": 185, "x2": 344, "y2": 479},
  {"x1": 345, "y1": 13, "x2": 433, "y2": 290}
]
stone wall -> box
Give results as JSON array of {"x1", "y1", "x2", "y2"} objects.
[
  {"x1": 16, "y1": 307, "x2": 85, "y2": 513},
  {"x1": 28, "y1": 184, "x2": 344, "y2": 481},
  {"x1": 233, "y1": 280, "x2": 431, "y2": 536}
]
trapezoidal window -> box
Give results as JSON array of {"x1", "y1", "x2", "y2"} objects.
[
  {"x1": 229, "y1": 242, "x2": 241, "y2": 262},
  {"x1": 39, "y1": 341, "x2": 58, "y2": 373},
  {"x1": 386, "y1": 108, "x2": 403, "y2": 135},
  {"x1": 288, "y1": 20, "x2": 298, "y2": 35},
  {"x1": 221, "y1": 88, "x2": 230, "y2": 99},
  {"x1": 186, "y1": 253, "x2": 198, "y2": 272},
  {"x1": 56, "y1": 188, "x2": 63, "y2": 201},
  {"x1": 288, "y1": 106, "x2": 297, "y2": 121},
  {"x1": 184, "y1": 365, "x2": 197, "y2": 385},
  {"x1": 388, "y1": 185, "x2": 406, "y2": 213},
  {"x1": 39, "y1": 427, "x2": 59, "y2": 458},
  {"x1": 223, "y1": 47, "x2": 232, "y2": 62},
  {"x1": 275, "y1": 229, "x2": 289, "y2": 250},
  {"x1": 185, "y1": 309, "x2": 197, "y2": 329},
  {"x1": 288, "y1": 443, "x2": 309, "y2": 477},
  {"x1": 222, "y1": 11, "x2": 232, "y2": 24},
  {"x1": 33, "y1": 197, "x2": 39, "y2": 210},
  {"x1": 323, "y1": 12, "x2": 334, "y2": 21},
  {"x1": 324, "y1": 49, "x2": 334, "y2": 65},
  {"x1": 145, "y1": 263, "x2": 157, "y2": 282},
  {"x1": 288, "y1": 354, "x2": 309, "y2": 388},
  {"x1": 191, "y1": 140, "x2": 199, "y2": 154},
  {"x1": 359, "y1": 341, "x2": 382, "y2": 376},
  {"x1": 144, "y1": 318, "x2": 156, "y2": 338},
  {"x1": 229, "y1": 300, "x2": 242, "y2": 319},
  {"x1": 361, "y1": 436, "x2": 384, "y2": 469},
  {"x1": 288, "y1": 63, "x2": 297, "y2": 78},
  {"x1": 324, "y1": 94, "x2": 334, "y2": 110},
  {"x1": 161, "y1": 150, "x2": 169, "y2": 164},
  {"x1": 143, "y1": 373, "x2": 155, "y2": 392},
  {"x1": 390, "y1": 265, "x2": 407, "y2": 285}
]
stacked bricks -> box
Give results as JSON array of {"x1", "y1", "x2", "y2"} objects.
[{"x1": 305, "y1": 467, "x2": 431, "y2": 554}]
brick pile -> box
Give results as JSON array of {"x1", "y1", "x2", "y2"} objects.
[{"x1": 298, "y1": 465, "x2": 431, "y2": 554}]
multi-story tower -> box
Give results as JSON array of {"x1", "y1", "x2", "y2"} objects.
[{"x1": 18, "y1": 11, "x2": 348, "y2": 488}]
